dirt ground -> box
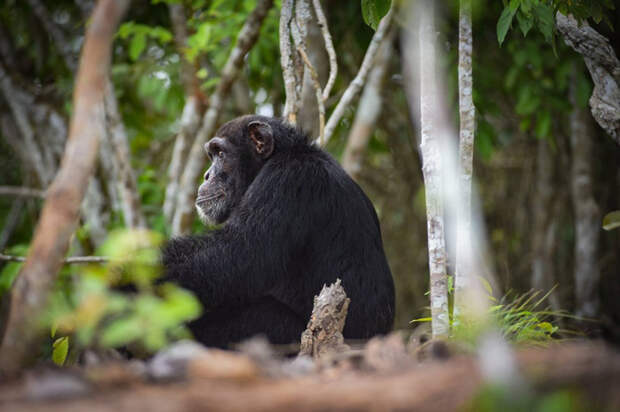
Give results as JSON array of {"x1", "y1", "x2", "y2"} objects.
[{"x1": 1, "y1": 340, "x2": 619, "y2": 412}]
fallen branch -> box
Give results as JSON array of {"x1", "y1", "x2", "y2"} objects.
[
  {"x1": 0, "y1": 254, "x2": 109, "y2": 264},
  {"x1": 318, "y1": 7, "x2": 393, "y2": 146},
  {"x1": 0, "y1": 0, "x2": 129, "y2": 377}
]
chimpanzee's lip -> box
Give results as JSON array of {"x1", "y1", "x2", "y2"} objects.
[{"x1": 196, "y1": 193, "x2": 224, "y2": 204}]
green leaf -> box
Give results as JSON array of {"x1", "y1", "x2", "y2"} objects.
[
  {"x1": 129, "y1": 33, "x2": 147, "y2": 61},
  {"x1": 52, "y1": 336, "x2": 69, "y2": 366},
  {"x1": 603, "y1": 211, "x2": 620, "y2": 231},
  {"x1": 535, "y1": 111, "x2": 552, "y2": 139},
  {"x1": 361, "y1": 0, "x2": 391, "y2": 30},
  {"x1": 516, "y1": 10, "x2": 533, "y2": 37},
  {"x1": 100, "y1": 316, "x2": 143, "y2": 347},
  {"x1": 533, "y1": 4, "x2": 554, "y2": 44},
  {"x1": 497, "y1": 6, "x2": 517, "y2": 45}
]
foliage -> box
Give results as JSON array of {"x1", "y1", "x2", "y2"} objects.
[
  {"x1": 496, "y1": 0, "x2": 615, "y2": 47},
  {"x1": 413, "y1": 287, "x2": 568, "y2": 346},
  {"x1": 47, "y1": 230, "x2": 202, "y2": 361},
  {"x1": 361, "y1": 0, "x2": 391, "y2": 30},
  {"x1": 466, "y1": 385, "x2": 586, "y2": 412}
]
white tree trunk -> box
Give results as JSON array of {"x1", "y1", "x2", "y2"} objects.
[
  {"x1": 454, "y1": 0, "x2": 475, "y2": 318},
  {"x1": 418, "y1": 2, "x2": 449, "y2": 338},
  {"x1": 570, "y1": 65, "x2": 601, "y2": 318}
]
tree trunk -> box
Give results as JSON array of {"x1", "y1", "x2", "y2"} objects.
[
  {"x1": 417, "y1": 1, "x2": 449, "y2": 338},
  {"x1": 530, "y1": 139, "x2": 561, "y2": 311},
  {"x1": 570, "y1": 64, "x2": 601, "y2": 318},
  {"x1": 0, "y1": 0, "x2": 129, "y2": 377},
  {"x1": 454, "y1": 0, "x2": 475, "y2": 318}
]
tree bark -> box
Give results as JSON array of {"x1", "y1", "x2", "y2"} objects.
[
  {"x1": 556, "y1": 13, "x2": 620, "y2": 144},
  {"x1": 406, "y1": 1, "x2": 450, "y2": 338},
  {"x1": 0, "y1": 0, "x2": 129, "y2": 376},
  {"x1": 454, "y1": 0, "x2": 475, "y2": 318},
  {"x1": 570, "y1": 64, "x2": 601, "y2": 318},
  {"x1": 171, "y1": 0, "x2": 274, "y2": 236}
]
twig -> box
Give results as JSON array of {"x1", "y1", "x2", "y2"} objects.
[
  {"x1": 311, "y1": 0, "x2": 337, "y2": 102},
  {"x1": 0, "y1": 254, "x2": 109, "y2": 264},
  {"x1": 0, "y1": 186, "x2": 46, "y2": 198},
  {"x1": 279, "y1": 0, "x2": 297, "y2": 124},
  {"x1": 318, "y1": 7, "x2": 393, "y2": 146},
  {"x1": 297, "y1": 46, "x2": 325, "y2": 144}
]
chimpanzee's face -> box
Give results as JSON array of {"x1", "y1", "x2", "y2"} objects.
[{"x1": 195, "y1": 117, "x2": 274, "y2": 225}]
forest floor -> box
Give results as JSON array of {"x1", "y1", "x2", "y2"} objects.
[{"x1": 1, "y1": 338, "x2": 619, "y2": 412}]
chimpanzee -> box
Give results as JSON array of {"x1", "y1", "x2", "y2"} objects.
[{"x1": 162, "y1": 115, "x2": 395, "y2": 348}]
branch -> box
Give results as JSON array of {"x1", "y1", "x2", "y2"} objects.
[
  {"x1": 171, "y1": 0, "x2": 274, "y2": 236},
  {"x1": 556, "y1": 13, "x2": 620, "y2": 144},
  {"x1": 297, "y1": 46, "x2": 325, "y2": 144},
  {"x1": 318, "y1": 7, "x2": 393, "y2": 146},
  {"x1": 0, "y1": 0, "x2": 129, "y2": 377},
  {"x1": 0, "y1": 254, "x2": 109, "y2": 264},
  {"x1": 103, "y1": 80, "x2": 146, "y2": 228},
  {"x1": 311, "y1": 0, "x2": 337, "y2": 102},
  {"x1": 0, "y1": 186, "x2": 46, "y2": 198},
  {"x1": 279, "y1": 0, "x2": 298, "y2": 124},
  {"x1": 164, "y1": 3, "x2": 204, "y2": 223},
  {"x1": 341, "y1": 28, "x2": 394, "y2": 179}
]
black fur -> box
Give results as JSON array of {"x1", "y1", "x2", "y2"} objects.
[{"x1": 162, "y1": 115, "x2": 395, "y2": 348}]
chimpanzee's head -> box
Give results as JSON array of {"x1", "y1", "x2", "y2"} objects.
[{"x1": 196, "y1": 115, "x2": 275, "y2": 225}]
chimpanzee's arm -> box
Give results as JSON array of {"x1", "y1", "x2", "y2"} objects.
[{"x1": 161, "y1": 158, "x2": 329, "y2": 309}]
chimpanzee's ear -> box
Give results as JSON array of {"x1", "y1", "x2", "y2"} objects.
[{"x1": 248, "y1": 120, "x2": 274, "y2": 159}]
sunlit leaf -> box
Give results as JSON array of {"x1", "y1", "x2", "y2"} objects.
[
  {"x1": 603, "y1": 211, "x2": 620, "y2": 231},
  {"x1": 361, "y1": 0, "x2": 390, "y2": 30},
  {"x1": 52, "y1": 336, "x2": 69, "y2": 366},
  {"x1": 129, "y1": 33, "x2": 147, "y2": 61}
]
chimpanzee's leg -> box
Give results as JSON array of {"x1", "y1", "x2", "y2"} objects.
[{"x1": 188, "y1": 297, "x2": 306, "y2": 349}]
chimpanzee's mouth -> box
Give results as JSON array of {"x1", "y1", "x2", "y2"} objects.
[{"x1": 196, "y1": 192, "x2": 225, "y2": 205}]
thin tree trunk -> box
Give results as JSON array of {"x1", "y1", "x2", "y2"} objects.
[
  {"x1": 341, "y1": 29, "x2": 393, "y2": 180},
  {"x1": 103, "y1": 80, "x2": 146, "y2": 228},
  {"x1": 171, "y1": 0, "x2": 273, "y2": 236},
  {"x1": 570, "y1": 64, "x2": 601, "y2": 318},
  {"x1": 454, "y1": 0, "x2": 475, "y2": 318},
  {"x1": 0, "y1": 0, "x2": 129, "y2": 377},
  {"x1": 163, "y1": 3, "x2": 204, "y2": 224},
  {"x1": 417, "y1": 1, "x2": 449, "y2": 338},
  {"x1": 530, "y1": 139, "x2": 561, "y2": 311}
]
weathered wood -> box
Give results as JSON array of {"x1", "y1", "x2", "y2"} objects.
[{"x1": 299, "y1": 279, "x2": 350, "y2": 358}]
